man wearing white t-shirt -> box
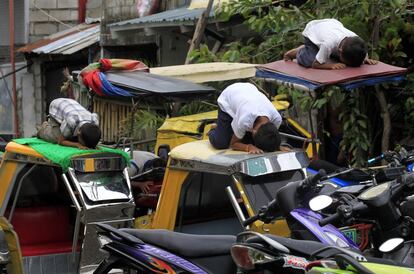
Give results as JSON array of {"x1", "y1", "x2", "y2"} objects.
[
  {"x1": 208, "y1": 83, "x2": 282, "y2": 154},
  {"x1": 284, "y1": 19, "x2": 377, "y2": 69}
]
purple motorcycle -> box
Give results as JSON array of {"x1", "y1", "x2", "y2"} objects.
[
  {"x1": 93, "y1": 223, "x2": 365, "y2": 274},
  {"x1": 93, "y1": 223, "x2": 236, "y2": 274},
  {"x1": 240, "y1": 170, "x2": 359, "y2": 249}
]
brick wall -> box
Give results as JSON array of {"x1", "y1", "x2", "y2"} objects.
[
  {"x1": 101, "y1": 0, "x2": 191, "y2": 46},
  {"x1": 29, "y1": 0, "x2": 79, "y2": 42}
]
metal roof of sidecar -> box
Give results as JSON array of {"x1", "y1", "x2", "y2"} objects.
[
  {"x1": 104, "y1": 71, "x2": 216, "y2": 98},
  {"x1": 3, "y1": 142, "x2": 53, "y2": 165},
  {"x1": 72, "y1": 70, "x2": 216, "y2": 99},
  {"x1": 3, "y1": 141, "x2": 126, "y2": 171},
  {"x1": 150, "y1": 62, "x2": 257, "y2": 83},
  {"x1": 168, "y1": 140, "x2": 309, "y2": 176}
]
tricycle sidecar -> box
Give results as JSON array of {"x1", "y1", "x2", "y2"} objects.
[
  {"x1": 0, "y1": 141, "x2": 135, "y2": 274},
  {"x1": 136, "y1": 140, "x2": 309, "y2": 237}
]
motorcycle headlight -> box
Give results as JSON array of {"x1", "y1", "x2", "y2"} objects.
[
  {"x1": 230, "y1": 244, "x2": 274, "y2": 271},
  {"x1": 359, "y1": 182, "x2": 390, "y2": 201}
]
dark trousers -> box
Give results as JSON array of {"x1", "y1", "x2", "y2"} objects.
[
  {"x1": 208, "y1": 108, "x2": 234, "y2": 149},
  {"x1": 208, "y1": 108, "x2": 253, "y2": 149},
  {"x1": 297, "y1": 37, "x2": 319, "y2": 68}
]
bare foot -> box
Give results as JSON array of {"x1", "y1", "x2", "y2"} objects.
[
  {"x1": 284, "y1": 49, "x2": 296, "y2": 61},
  {"x1": 210, "y1": 123, "x2": 217, "y2": 129},
  {"x1": 283, "y1": 45, "x2": 304, "y2": 61}
]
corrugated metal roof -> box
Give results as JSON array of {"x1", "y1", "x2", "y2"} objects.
[
  {"x1": 18, "y1": 24, "x2": 99, "y2": 55},
  {"x1": 110, "y1": 7, "x2": 215, "y2": 31}
]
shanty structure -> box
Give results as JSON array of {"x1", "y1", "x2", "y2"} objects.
[
  {"x1": 17, "y1": 23, "x2": 101, "y2": 137},
  {"x1": 72, "y1": 68, "x2": 216, "y2": 143},
  {"x1": 18, "y1": 24, "x2": 99, "y2": 55}
]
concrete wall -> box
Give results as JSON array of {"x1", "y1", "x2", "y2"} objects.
[
  {"x1": 21, "y1": 71, "x2": 37, "y2": 137},
  {"x1": 0, "y1": 62, "x2": 31, "y2": 136},
  {"x1": 29, "y1": 0, "x2": 79, "y2": 42}
]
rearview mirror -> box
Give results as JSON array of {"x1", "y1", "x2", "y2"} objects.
[
  {"x1": 379, "y1": 238, "x2": 404, "y2": 253},
  {"x1": 309, "y1": 195, "x2": 333, "y2": 211}
]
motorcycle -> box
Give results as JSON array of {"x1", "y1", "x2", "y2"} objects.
[
  {"x1": 230, "y1": 230, "x2": 364, "y2": 274},
  {"x1": 238, "y1": 170, "x2": 359, "y2": 249},
  {"x1": 230, "y1": 230, "x2": 414, "y2": 273},
  {"x1": 305, "y1": 237, "x2": 414, "y2": 274},
  {"x1": 93, "y1": 223, "x2": 237, "y2": 274},
  {"x1": 311, "y1": 172, "x2": 414, "y2": 264},
  {"x1": 94, "y1": 223, "x2": 365, "y2": 274}
]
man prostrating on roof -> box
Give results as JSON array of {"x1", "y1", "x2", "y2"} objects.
[
  {"x1": 37, "y1": 98, "x2": 101, "y2": 149},
  {"x1": 208, "y1": 82, "x2": 282, "y2": 154},
  {"x1": 284, "y1": 19, "x2": 378, "y2": 69}
]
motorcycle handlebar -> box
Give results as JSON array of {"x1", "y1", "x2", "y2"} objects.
[
  {"x1": 243, "y1": 197, "x2": 279, "y2": 226},
  {"x1": 301, "y1": 169, "x2": 327, "y2": 190},
  {"x1": 319, "y1": 203, "x2": 368, "y2": 227},
  {"x1": 319, "y1": 212, "x2": 340, "y2": 227},
  {"x1": 244, "y1": 170, "x2": 327, "y2": 227},
  {"x1": 242, "y1": 214, "x2": 261, "y2": 227}
]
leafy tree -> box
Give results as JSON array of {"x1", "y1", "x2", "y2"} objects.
[{"x1": 190, "y1": 0, "x2": 413, "y2": 166}]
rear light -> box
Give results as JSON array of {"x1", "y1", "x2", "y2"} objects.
[{"x1": 231, "y1": 244, "x2": 274, "y2": 271}]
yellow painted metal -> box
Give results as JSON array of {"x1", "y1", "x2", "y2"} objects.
[
  {"x1": 0, "y1": 157, "x2": 18, "y2": 207},
  {"x1": 151, "y1": 165, "x2": 189, "y2": 230},
  {"x1": 155, "y1": 110, "x2": 217, "y2": 153},
  {"x1": 157, "y1": 110, "x2": 218, "y2": 134},
  {"x1": 287, "y1": 118, "x2": 320, "y2": 158},
  {"x1": 233, "y1": 176, "x2": 291, "y2": 237},
  {"x1": 84, "y1": 158, "x2": 95, "y2": 172},
  {"x1": 150, "y1": 62, "x2": 256, "y2": 83},
  {"x1": 135, "y1": 213, "x2": 154, "y2": 229},
  {"x1": 272, "y1": 98, "x2": 290, "y2": 111},
  {"x1": 233, "y1": 177, "x2": 255, "y2": 217},
  {"x1": 0, "y1": 217, "x2": 23, "y2": 274},
  {"x1": 5, "y1": 142, "x2": 44, "y2": 158},
  {"x1": 287, "y1": 118, "x2": 311, "y2": 138},
  {"x1": 257, "y1": 219, "x2": 291, "y2": 237}
]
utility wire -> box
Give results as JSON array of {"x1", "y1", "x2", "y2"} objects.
[{"x1": 33, "y1": 3, "x2": 82, "y2": 31}]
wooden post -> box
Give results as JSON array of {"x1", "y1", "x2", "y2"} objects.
[
  {"x1": 375, "y1": 88, "x2": 390, "y2": 155},
  {"x1": 184, "y1": 0, "x2": 215, "y2": 64}
]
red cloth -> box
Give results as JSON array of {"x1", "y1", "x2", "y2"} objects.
[
  {"x1": 80, "y1": 58, "x2": 149, "y2": 96},
  {"x1": 81, "y1": 71, "x2": 104, "y2": 96},
  {"x1": 258, "y1": 60, "x2": 407, "y2": 85},
  {"x1": 100, "y1": 58, "x2": 113, "y2": 71}
]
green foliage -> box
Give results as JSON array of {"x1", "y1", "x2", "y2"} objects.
[
  {"x1": 338, "y1": 90, "x2": 371, "y2": 167},
  {"x1": 178, "y1": 101, "x2": 217, "y2": 116},
  {"x1": 120, "y1": 109, "x2": 164, "y2": 140},
  {"x1": 190, "y1": 0, "x2": 413, "y2": 166},
  {"x1": 119, "y1": 102, "x2": 217, "y2": 141},
  {"x1": 404, "y1": 74, "x2": 414, "y2": 136},
  {"x1": 213, "y1": 0, "x2": 413, "y2": 65}
]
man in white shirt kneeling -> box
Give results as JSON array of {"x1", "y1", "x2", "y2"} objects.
[{"x1": 208, "y1": 82, "x2": 282, "y2": 154}]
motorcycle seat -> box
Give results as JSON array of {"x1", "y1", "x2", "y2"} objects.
[{"x1": 122, "y1": 229, "x2": 236, "y2": 258}]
